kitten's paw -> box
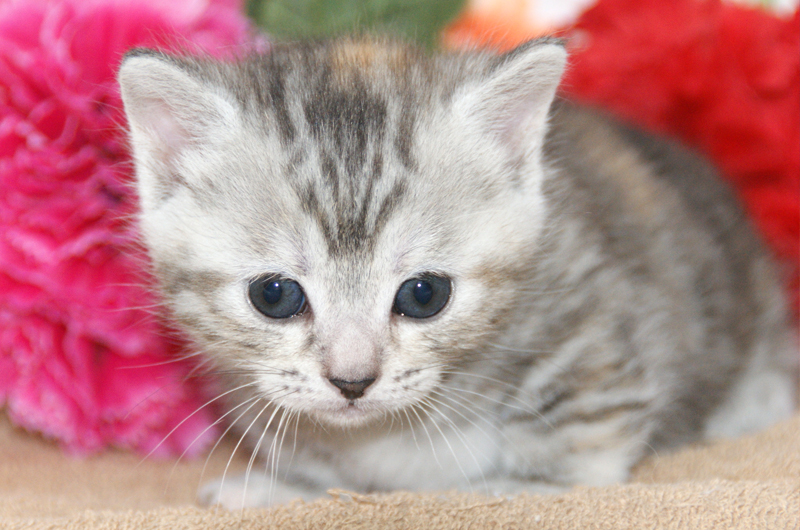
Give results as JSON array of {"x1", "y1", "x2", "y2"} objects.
[
  {"x1": 198, "y1": 474, "x2": 323, "y2": 509},
  {"x1": 704, "y1": 364, "x2": 796, "y2": 439}
]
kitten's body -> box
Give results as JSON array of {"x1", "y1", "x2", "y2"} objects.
[{"x1": 118, "y1": 37, "x2": 796, "y2": 507}]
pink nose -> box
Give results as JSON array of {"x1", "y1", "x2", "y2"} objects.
[{"x1": 328, "y1": 377, "x2": 376, "y2": 400}]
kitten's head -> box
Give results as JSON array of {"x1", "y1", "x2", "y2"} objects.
[{"x1": 118, "y1": 37, "x2": 566, "y2": 427}]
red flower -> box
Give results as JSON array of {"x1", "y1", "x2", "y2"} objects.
[{"x1": 562, "y1": 0, "x2": 800, "y2": 313}]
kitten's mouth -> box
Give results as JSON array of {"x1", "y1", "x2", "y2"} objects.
[{"x1": 343, "y1": 401, "x2": 366, "y2": 414}]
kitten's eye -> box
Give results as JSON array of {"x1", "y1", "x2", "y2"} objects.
[
  {"x1": 248, "y1": 275, "x2": 307, "y2": 319},
  {"x1": 393, "y1": 275, "x2": 451, "y2": 319}
]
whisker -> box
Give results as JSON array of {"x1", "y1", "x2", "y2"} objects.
[
  {"x1": 282, "y1": 411, "x2": 302, "y2": 482},
  {"x1": 182, "y1": 356, "x2": 218, "y2": 380},
  {"x1": 120, "y1": 350, "x2": 208, "y2": 370},
  {"x1": 485, "y1": 342, "x2": 555, "y2": 356},
  {"x1": 242, "y1": 402, "x2": 284, "y2": 511},
  {"x1": 429, "y1": 388, "x2": 533, "y2": 473},
  {"x1": 200, "y1": 395, "x2": 264, "y2": 505},
  {"x1": 421, "y1": 396, "x2": 491, "y2": 493},
  {"x1": 408, "y1": 405, "x2": 442, "y2": 469},
  {"x1": 416, "y1": 399, "x2": 472, "y2": 490},
  {"x1": 225, "y1": 389, "x2": 294, "y2": 510},
  {"x1": 426, "y1": 389, "x2": 505, "y2": 461},
  {"x1": 440, "y1": 383, "x2": 554, "y2": 429},
  {"x1": 163, "y1": 391, "x2": 264, "y2": 494},
  {"x1": 215, "y1": 398, "x2": 274, "y2": 512},
  {"x1": 139, "y1": 380, "x2": 260, "y2": 465},
  {"x1": 400, "y1": 407, "x2": 420, "y2": 451},
  {"x1": 269, "y1": 405, "x2": 295, "y2": 505},
  {"x1": 210, "y1": 367, "x2": 298, "y2": 378},
  {"x1": 437, "y1": 369, "x2": 548, "y2": 415}
]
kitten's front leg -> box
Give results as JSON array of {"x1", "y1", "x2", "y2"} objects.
[
  {"x1": 498, "y1": 416, "x2": 647, "y2": 491},
  {"x1": 198, "y1": 473, "x2": 326, "y2": 509}
]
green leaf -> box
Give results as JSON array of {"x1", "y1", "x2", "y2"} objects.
[{"x1": 247, "y1": 0, "x2": 466, "y2": 49}]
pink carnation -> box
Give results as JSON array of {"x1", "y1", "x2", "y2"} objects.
[{"x1": 0, "y1": 0, "x2": 255, "y2": 455}]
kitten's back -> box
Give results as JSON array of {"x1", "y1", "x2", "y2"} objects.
[{"x1": 542, "y1": 102, "x2": 796, "y2": 443}]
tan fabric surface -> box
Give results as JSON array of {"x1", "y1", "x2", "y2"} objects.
[{"x1": 0, "y1": 413, "x2": 798, "y2": 529}]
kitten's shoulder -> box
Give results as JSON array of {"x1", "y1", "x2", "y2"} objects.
[{"x1": 545, "y1": 101, "x2": 751, "y2": 238}]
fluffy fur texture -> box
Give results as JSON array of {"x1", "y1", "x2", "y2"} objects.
[
  {"x1": 563, "y1": 0, "x2": 800, "y2": 315},
  {"x1": 119, "y1": 37, "x2": 796, "y2": 506},
  {"x1": 447, "y1": 0, "x2": 800, "y2": 314}
]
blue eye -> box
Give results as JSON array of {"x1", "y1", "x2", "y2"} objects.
[
  {"x1": 249, "y1": 275, "x2": 307, "y2": 319},
  {"x1": 393, "y1": 275, "x2": 451, "y2": 319}
]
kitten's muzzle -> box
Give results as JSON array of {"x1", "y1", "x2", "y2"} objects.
[{"x1": 328, "y1": 377, "x2": 376, "y2": 400}]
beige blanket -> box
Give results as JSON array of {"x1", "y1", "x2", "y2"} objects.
[{"x1": 0, "y1": 413, "x2": 797, "y2": 529}]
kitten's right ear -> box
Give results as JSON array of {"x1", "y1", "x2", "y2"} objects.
[
  {"x1": 451, "y1": 38, "x2": 567, "y2": 166},
  {"x1": 118, "y1": 50, "x2": 237, "y2": 197}
]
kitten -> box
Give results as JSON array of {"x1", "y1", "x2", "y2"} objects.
[{"x1": 118, "y1": 36, "x2": 797, "y2": 507}]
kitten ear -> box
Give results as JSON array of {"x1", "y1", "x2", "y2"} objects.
[
  {"x1": 453, "y1": 39, "x2": 567, "y2": 162},
  {"x1": 118, "y1": 50, "x2": 237, "y2": 203}
]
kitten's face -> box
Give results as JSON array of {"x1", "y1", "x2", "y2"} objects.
[{"x1": 119, "y1": 38, "x2": 565, "y2": 426}]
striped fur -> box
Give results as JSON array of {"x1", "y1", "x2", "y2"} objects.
[{"x1": 118, "y1": 37, "x2": 796, "y2": 507}]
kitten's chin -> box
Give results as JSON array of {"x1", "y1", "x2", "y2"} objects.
[{"x1": 309, "y1": 401, "x2": 388, "y2": 428}]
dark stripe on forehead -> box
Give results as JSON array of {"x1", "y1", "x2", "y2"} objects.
[
  {"x1": 295, "y1": 173, "x2": 407, "y2": 257},
  {"x1": 267, "y1": 69, "x2": 296, "y2": 145},
  {"x1": 373, "y1": 179, "x2": 407, "y2": 238},
  {"x1": 395, "y1": 99, "x2": 417, "y2": 170},
  {"x1": 302, "y1": 80, "x2": 388, "y2": 177},
  {"x1": 298, "y1": 183, "x2": 335, "y2": 246},
  {"x1": 320, "y1": 151, "x2": 340, "y2": 204},
  {"x1": 356, "y1": 165, "x2": 378, "y2": 228},
  {"x1": 371, "y1": 150, "x2": 384, "y2": 181}
]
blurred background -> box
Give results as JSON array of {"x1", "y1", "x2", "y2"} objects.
[{"x1": 246, "y1": 0, "x2": 799, "y2": 49}]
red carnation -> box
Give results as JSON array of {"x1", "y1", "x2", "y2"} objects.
[{"x1": 563, "y1": 0, "x2": 800, "y2": 313}]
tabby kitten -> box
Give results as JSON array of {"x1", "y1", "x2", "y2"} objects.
[{"x1": 118, "y1": 37, "x2": 796, "y2": 507}]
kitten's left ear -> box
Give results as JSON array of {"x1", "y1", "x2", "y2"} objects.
[
  {"x1": 118, "y1": 49, "x2": 238, "y2": 209},
  {"x1": 453, "y1": 38, "x2": 567, "y2": 162}
]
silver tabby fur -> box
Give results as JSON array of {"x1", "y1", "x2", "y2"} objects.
[{"x1": 118, "y1": 37, "x2": 797, "y2": 507}]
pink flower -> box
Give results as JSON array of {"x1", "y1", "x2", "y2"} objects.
[{"x1": 0, "y1": 0, "x2": 254, "y2": 455}]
